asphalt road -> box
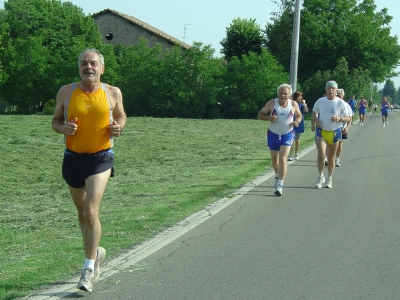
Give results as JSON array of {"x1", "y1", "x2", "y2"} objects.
[{"x1": 30, "y1": 111, "x2": 400, "y2": 300}]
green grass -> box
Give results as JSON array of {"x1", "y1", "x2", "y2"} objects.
[{"x1": 0, "y1": 115, "x2": 316, "y2": 300}]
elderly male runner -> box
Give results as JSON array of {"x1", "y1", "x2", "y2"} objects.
[
  {"x1": 335, "y1": 88, "x2": 353, "y2": 167},
  {"x1": 311, "y1": 81, "x2": 351, "y2": 188},
  {"x1": 258, "y1": 83, "x2": 302, "y2": 196},
  {"x1": 51, "y1": 48, "x2": 127, "y2": 293}
]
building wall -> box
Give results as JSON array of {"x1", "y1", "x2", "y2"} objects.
[{"x1": 94, "y1": 13, "x2": 177, "y2": 51}]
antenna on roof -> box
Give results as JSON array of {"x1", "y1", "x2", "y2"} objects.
[{"x1": 183, "y1": 24, "x2": 192, "y2": 42}]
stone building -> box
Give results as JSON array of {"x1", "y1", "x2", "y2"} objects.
[{"x1": 92, "y1": 9, "x2": 191, "y2": 51}]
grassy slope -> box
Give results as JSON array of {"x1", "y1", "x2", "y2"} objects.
[{"x1": 0, "y1": 115, "x2": 315, "y2": 300}]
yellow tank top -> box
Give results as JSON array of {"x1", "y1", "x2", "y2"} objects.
[{"x1": 64, "y1": 82, "x2": 113, "y2": 153}]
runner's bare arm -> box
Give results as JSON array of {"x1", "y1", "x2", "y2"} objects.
[
  {"x1": 292, "y1": 101, "x2": 302, "y2": 127},
  {"x1": 258, "y1": 100, "x2": 276, "y2": 122},
  {"x1": 109, "y1": 86, "x2": 127, "y2": 136},
  {"x1": 51, "y1": 85, "x2": 76, "y2": 135}
]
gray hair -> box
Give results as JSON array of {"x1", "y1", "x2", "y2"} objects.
[
  {"x1": 78, "y1": 48, "x2": 105, "y2": 67},
  {"x1": 337, "y1": 88, "x2": 345, "y2": 97},
  {"x1": 277, "y1": 84, "x2": 292, "y2": 96}
]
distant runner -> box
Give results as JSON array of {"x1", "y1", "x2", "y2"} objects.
[
  {"x1": 357, "y1": 96, "x2": 368, "y2": 126},
  {"x1": 381, "y1": 97, "x2": 390, "y2": 127}
]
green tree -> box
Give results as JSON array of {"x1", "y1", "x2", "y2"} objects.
[
  {"x1": 265, "y1": 0, "x2": 400, "y2": 85},
  {"x1": 382, "y1": 79, "x2": 395, "y2": 99},
  {"x1": 160, "y1": 42, "x2": 225, "y2": 118},
  {"x1": 0, "y1": 9, "x2": 9, "y2": 86},
  {"x1": 220, "y1": 18, "x2": 265, "y2": 61},
  {"x1": 113, "y1": 39, "x2": 164, "y2": 117},
  {"x1": 0, "y1": 0, "x2": 106, "y2": 113},
  {"x1": 265, "y1": 0, "x2": 294, "y2": 71},
  {"x1": 396, "y1": 87, "x2": 400, "y2": 104},
  {"x1": 117, "y1": 39, "x2": 227, "y2": 118},
  {"x1": 302, "y1": 57, "x2": 371, "y2": 107},
  {"x1": 219, "y1": 48, "x2": 288, "y2": 118}
]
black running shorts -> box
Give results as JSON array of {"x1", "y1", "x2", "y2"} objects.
[{"x1": 62, "y1": 148, "x2": 114, "y2": 188}]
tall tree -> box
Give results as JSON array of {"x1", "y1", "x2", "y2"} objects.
[
  {"x1": 265, "y1": 0, "x2": 400, "y2": 84},
  {"x1": 0, "y1": 9, "x2": 8, "y2": 86},
  {"x1": 302, "y1": 57, "x2": 371, "y2": 107},
  {"x1": 220, "y1": 18, "x2": 265, "y2": 61},
  {"x1": 220, "y1": 48, "x2": 288, "y2": 118},
  {"x1": 265, "y1": 0, "x2": 294, "y2": 72},
  {"x1": 115, "y1": 40, "x2": 225, "y2": 118},
  {"x1": 382, "y1": 79, "x2": 395, "y2": 99},
  {"x1": 0, "y1": 0, "x2": 107, "y2": 113}
]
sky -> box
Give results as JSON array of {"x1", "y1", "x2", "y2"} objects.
[{"x1": 1, "y1": 0, "x2": 399, "y2": 87}]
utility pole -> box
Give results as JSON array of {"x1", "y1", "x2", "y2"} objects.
[
  {"x1": 370, "y1": 82, "x2": 373, "y2": 100},
  {"x1": 289, "y1": 0, "x2": 301, "y2": 93}
]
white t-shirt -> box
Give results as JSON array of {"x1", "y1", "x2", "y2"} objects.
[
  {"x1": 341, "y1": 100, "x2": 353, "y2": 129},
  {"x1": 313, "y1": 97, "x2": 351, "y2": 131}
]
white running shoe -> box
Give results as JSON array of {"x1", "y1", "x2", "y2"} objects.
[
  {"x1": 315, "y1": 175, "x2": 326, "y2": 189},
  {"x1": 77, "y1": 269, "x2": 94, "y2": 293},
  {"x1": 335, "y1": 158, "x2": 340, "y2": 167},
  {"x1": 326, "y1": 177, "x2": 333, "y2": 188},
  {"x1": 294, "y1": 153, "x2": 299, "y2": 160},
  {"x1": 383, "y1": 123, "x2": 386, "y2": 127},
  {"x1": 93, "y1": 247, "x2": 106, "y2": 283},
  {"x1": 386, "y1": 121, "x2": 388, "y2": 126},
  {"x1": 288, "y1": 155, "x2": 294, "y2": 161},
  {"x1": 274, "y1": 183, "x2": 283, "y2": 196}
]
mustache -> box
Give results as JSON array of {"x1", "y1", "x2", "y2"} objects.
[{"x1": 83, "y1": 70, "x2": 95, "y2": 74}]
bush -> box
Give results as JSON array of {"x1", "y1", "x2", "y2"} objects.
[{"x1": 43, "y1": 99, "x2": 56, "y2": 115}]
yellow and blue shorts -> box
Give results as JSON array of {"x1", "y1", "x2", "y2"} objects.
[{"x1": 316, "y1": 128, "x2": 341, "y2": 145}]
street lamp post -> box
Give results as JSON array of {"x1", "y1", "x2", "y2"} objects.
[
  {"x1": 370, "y1": 82, "x2": 373, "y2": 100},
  {"x1": 289, "y1": 0, "x2": 302, "y2": 94}
]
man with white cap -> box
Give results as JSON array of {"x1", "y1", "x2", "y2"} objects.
[{"x1": 311, "y1": 81, "x2": 351, "y2": 188}]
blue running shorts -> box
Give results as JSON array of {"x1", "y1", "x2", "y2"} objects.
[{"x1": 267, "y1": 130, "x2": 294, "y2": 151}]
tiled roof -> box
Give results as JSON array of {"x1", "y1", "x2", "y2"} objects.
[{"x1": 92, "y1": 9, "x2": 191, "y2": 50}]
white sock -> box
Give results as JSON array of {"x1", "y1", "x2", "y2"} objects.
[
  {"x1": 83, "y1": 259, "x2": 96, "y2": 271},
  {"x1": 275, "y1": 173, "x2": 278, "y2": 179},
  {"x1": 277, "y1": 180, "x2": 284, "y2": 186}
]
